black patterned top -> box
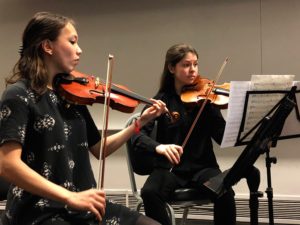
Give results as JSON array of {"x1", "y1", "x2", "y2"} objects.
[{"x1": 0, "y1": 79, "x2": 100, "y2": 224}]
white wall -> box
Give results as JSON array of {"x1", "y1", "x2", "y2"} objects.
[{"x1": 0, "y1": 0, "x2": 299, "y2": 199}]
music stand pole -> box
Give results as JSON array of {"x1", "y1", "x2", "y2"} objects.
[{"x1": 265, "y1": 142, "x2": 277, "y2": 225}]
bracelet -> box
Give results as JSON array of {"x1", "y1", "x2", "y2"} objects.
[{"x1": 134, "y1": 118, "x2": 141, "y2": 134}]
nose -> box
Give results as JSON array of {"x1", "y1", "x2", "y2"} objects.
[
  {"x1": 76, "y1": 44, "x2": 82, "y2": 55},
  {"x1": 190, "y1": 64, "x2": 197, "y2": 72}
]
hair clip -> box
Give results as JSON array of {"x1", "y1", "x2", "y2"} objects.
[{"x1": 18, "y1": 45, "x2": 24, "y2": 57}]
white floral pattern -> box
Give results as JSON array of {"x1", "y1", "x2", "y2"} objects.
[
  {"x1": 35, "y1": 198, "x2": 50, "y2": 210},
  {"x1": 0, "y1": 80, "x2": 138, "y2": 225},
  {"x1": 78, "y1": 141, "x2": 89, "y2": 148},
  {"x1": 63, "y1": 122, "x2": 72, "y2": 140},
  {"x1": 34, "y1": 114, "x2": 55, "y2": 132},
  {"x1": 69, "y1": 159, "x2": 75, "y2": 169},
  {"x1": 106, "y1": 216, "x2": 121, "y2": 225},
  {"x1": 0, "y1": 105, "x2": 11, "y2": 121},
  {"x1": 48, "y1": 143, "x2": 65, "y2": 152},
  {"x1": 63, "y1": 181, "x2": 76, "y2": 191},
  {"x1": 49, "y1": 91, "x2": 58, "y2": 104},
  {"x1": 12, "y1": 186, "x2": 23, "y2": 199},
  {"x1": 26, "y1": 89, "x2": 38, "y2": 103},
  {"x1": 42, "y1": 162, "x2": 52, "y2": 179},
  {"x1": 17, "y1": 94, "x2": 29, "y2": 105},
  {"x1": 18, "y1": 124, "x2": 26, "y2": 143}
]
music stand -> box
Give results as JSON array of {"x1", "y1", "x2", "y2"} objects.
[{"x1": 204, "y1": 86, "x2": 298, "y2": 225}]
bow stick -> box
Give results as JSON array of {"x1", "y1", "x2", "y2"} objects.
[
  {"x1": 181, "y1": 57, "x2": 229, "y2": 148},
  {"x1": 97, "y1": 54, "x2": 114, "y2": 189}
]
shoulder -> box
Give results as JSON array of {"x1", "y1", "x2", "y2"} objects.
[
  {"x1": 153, "y1": 91, "x2": 175, "y2": 102},
  {"x1": 1, "y1": 80, "x2": 37, "y2": 107},
  {"x1": 2, "y1": 80, "x2": 28, "y2": 99}
]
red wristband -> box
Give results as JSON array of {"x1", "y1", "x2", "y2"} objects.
[{"x1": 134, "y1": 119, "x2": 140, "y2": 134}]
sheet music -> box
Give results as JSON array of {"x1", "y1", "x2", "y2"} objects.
[
  {"x1": 242, "y1": 75, "x2": 295, "y2": 141},
  {"x1": 221, "y1": 81, "x2": 250, "y2": 147},
  {"x1": 281, "y1": 81, "x2": 300, "y2": 136},
  {"x1": 221, "y1": 75, "x2": 298, "y2": 148}
]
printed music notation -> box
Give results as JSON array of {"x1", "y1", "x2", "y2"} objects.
[
  {"x1": 221, "y1": 75, "x2": 299, "y2": 148},
  {"x1": 221, "y1": 81, "x2": 250, "y2": 147}
]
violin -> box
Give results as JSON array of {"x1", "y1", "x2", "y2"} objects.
[
  {"x1": 53, "y1": 70, "x2": 154, "y2": 113},
  {"x1": 176, "y1": 58, "x2": 229, "y2": 154},
  {"x1": 181, "y1": 76, "x2": 230, "y2": 109}
]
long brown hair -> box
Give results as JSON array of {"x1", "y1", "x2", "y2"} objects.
[
  {"x1": 157, "y1": 43, "x2": 198, "y2": 94},
  {"x1": 6, "y1": 12, "x2": 74, "y2": 95}
]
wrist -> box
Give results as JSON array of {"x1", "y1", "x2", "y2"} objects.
[
  {"x1": 61, "y1": 189, "x2": 73, "y2": 205},
  {"x1": 133, "y1": 118, "x2": 141, "y2": 134},
  {"x1": 138, "y1": 116, "x2": 148, "y2": 127}
]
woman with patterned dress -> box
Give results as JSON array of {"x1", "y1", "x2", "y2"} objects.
[{"x1": 0, "y1": 12, "x2": 165, "y2": 225}]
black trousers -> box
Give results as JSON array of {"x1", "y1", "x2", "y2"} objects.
[
  {"x1": 141, "y1": 168, "x2": 236, "y2": 225},
  {"x1": 1, "y1": 201, "x2": 140, "y2": 225}
]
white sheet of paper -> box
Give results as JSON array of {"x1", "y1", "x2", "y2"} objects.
[
  {"x1": 242, "y1": 75, "x2": 295, "y2": 141},
  {"x1": 221, "y1": 75, "x2": 298, "y2": 148},
  {"x1": 221, "y1": 81, "x2": 250, "y2": 148},
  {"x1": 281, "y1": 81, "x2": 300, "y2": 136}
]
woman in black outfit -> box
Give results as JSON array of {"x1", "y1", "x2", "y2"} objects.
[{"x1": 132, "y1": 43, "x2": 236, "y2": 225}]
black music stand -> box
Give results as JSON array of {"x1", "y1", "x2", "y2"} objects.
[{"x1": 204, "y1": 86, "x2": 298, "y2": 225}]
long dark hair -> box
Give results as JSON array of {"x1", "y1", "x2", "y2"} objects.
[
  {"x1": 6, "y1": 12, "x2": 74, "y2": 95},
  {"x1": 157, "y1": 43, "x2": 198, "y2": 94}
]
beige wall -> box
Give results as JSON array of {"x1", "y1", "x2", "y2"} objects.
[{"x1": 0, "y1": 0, "x2": 299, "y2": 199}]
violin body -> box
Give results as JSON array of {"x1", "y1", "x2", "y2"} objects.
[
  {"x1": 181, "y1": 76, "x2": 230, "y2": 109},
  {"x1": 54, "y1": 70, "x2": 143, "y2": 113}
]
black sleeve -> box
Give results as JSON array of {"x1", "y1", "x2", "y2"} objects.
[
  {"x1": 209, "y1": 105, "x2": 226, "y2": 145},
  {"x1": 131, "y1": 93, "x2": 165, "y2": 153},
  {"x1": 131, "y1": 115, "x2": 161, "y2": 153},
  {"x1": 78, "y1": 105, "x2": 101, "y2": 147},
  {"x1": 129, "y1": 100, "x2": 166, "y2": 175},
  {"x1": 0, "y1": 85, "x2": 30, "y2": 146}
]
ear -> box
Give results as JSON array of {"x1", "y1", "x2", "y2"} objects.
[
  {"x1": 168, "y1": 64, "x2": 175, "y2": 74},
  {"x1": 41, "y1": 40, "x2": 53, "y2": 55}
]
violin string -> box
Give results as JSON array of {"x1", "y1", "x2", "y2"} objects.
[
  {"x1": 98, "y1": 78, "x2": 153, "y2": 105},
  {"x1": 107, "y1": 83, "x2": 175, "y2": 122}
]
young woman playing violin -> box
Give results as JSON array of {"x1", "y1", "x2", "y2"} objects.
[
  {"x1": 0, "y1": 12, "x2": 166, "y2": 225},
  {"x1": 132, "y1": 43, "x2": 236, "y2": 225}
]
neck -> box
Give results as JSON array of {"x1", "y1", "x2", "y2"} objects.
[
  {"x1": 47, "y1": 74, "x2": 55, "y2": 90},
  {"x1": 174, "y1": 80, "x2": 183, "y2": 96}
]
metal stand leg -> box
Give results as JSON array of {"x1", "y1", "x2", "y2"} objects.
[
  {"x1": 245, "y1": 166, "x2": 263, "y2": 225},
  {"x1": 249, "y1": 191, "x2": 263, "y2": 225},
  {"x1": 265, "y1": 147, "x2": 277, "y2": 225}
]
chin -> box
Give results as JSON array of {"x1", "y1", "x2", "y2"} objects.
[{"x1": 63, "y1": 66, "x2": 75, "y2": 74}]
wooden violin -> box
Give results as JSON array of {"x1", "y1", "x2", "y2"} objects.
[
  {"x1": 53, "y1": 70, "x2": 177, "y2": 122},
  {"x1": 180, "y1": 57, "x2": 229, "y2": 149},
  {"x1": 181, "y1": 76, "x2": 230, "y2": 109},
  {"x1": 53, "y1": 70, "x2": 154, "y2": 113}
]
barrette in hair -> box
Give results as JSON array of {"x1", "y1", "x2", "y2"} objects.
[{"x1": 18, "y1": 45, "x2": 24, "y2": 57}]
